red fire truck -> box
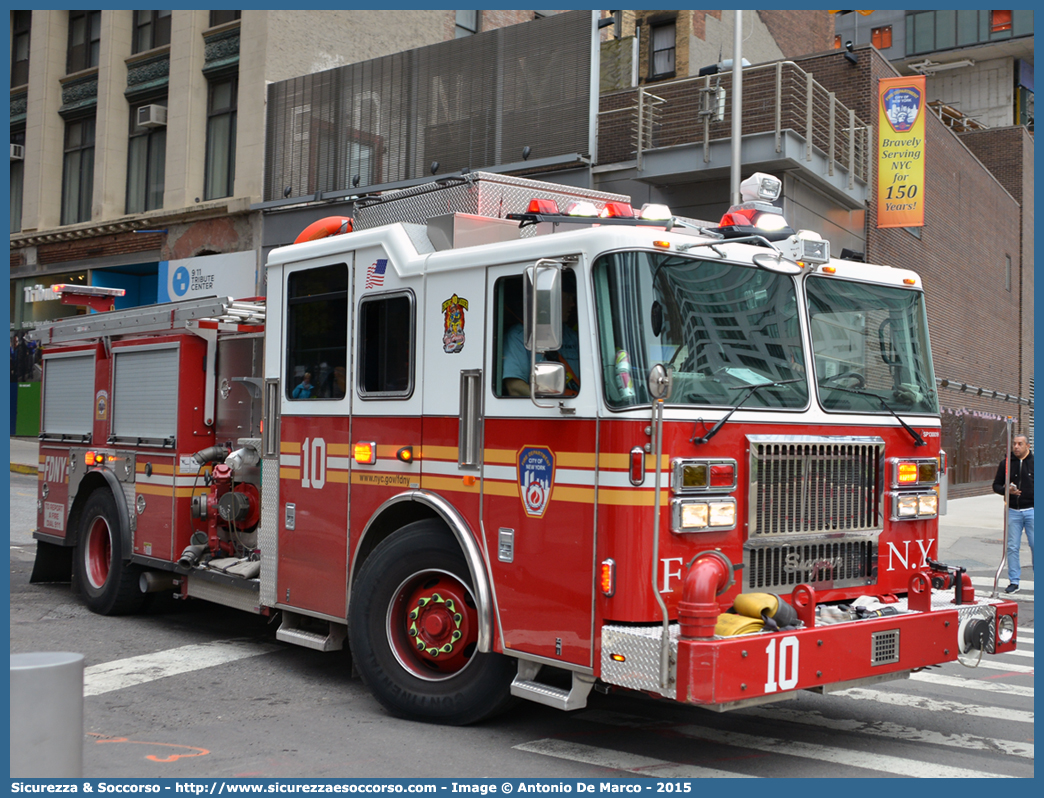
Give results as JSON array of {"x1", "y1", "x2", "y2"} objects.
[{"x1": 30, "y1": 171, "x2": 1018, "y2": 725}]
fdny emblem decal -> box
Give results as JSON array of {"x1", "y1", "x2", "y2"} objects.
[
  {"x1": 442, "y1": 294, "x2": 468, "y2": 354},
  {"x1": 95, "y1": 389, "x2": 108, "y2": 420},
  {"x1": 518, "y1": 446, "x2": 554, "y2": 518},
  {"x1": 883, "y1": 86, "x2": 921, "y2": 133}
]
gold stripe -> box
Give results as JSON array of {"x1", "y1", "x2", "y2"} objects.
[
  {"x1": 328, "y1": 443, "x2": 352, "y2": 456},
  {"x1": 136, "y1": 483, "x2": 174, "y2": 497},
  {"x1": 280, "y1": 467, "x2": 301, "y2": 480},
  {"x1": 136, "y1": 462, "x2": 175, "y2": 475},
  {"x1": 550, "y1": 485, "x2": 596, "y2": 503},
  {"x1": 280, "y1": 441, "x2": 301, "y2": 454},
  {"x1": 420, "y1": 475, "x2": 480, "y2": 494},
  {"x1": 420, "y1": 445, "x2": 457, "y2": 461},
  {"x1": 597, "y1": 487, "x2": 669, "y2": 506},
  {"x1": 484, "y1": 481, "x2": 519, "y2": 498},
  {"x1": 327, "y1": 470, "x2": 350, "y2": 484},
  {"x1": 556, "y1": 452, "x2": 597, "y2": 469},
  {"x1": 484, "y1": 449, "x2": 516, "y2": 465},
  {"x1": 598, "y1": 452, "x2": 670, "y2": 470}
]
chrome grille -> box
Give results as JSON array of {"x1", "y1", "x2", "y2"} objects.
[
  {"x1": 748, "y1": 435, "x2": 884, "y2": 537},
  {"x1": 871, "y1": 630, "x2": 900, "y2": 666},
  {"x1": 745, "y1": 539, "x2": 876, "y2": 591}
]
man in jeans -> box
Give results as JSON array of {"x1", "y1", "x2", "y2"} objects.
[{"x1": 992, "y1": 434, "x2": 1034, "y2": 593}]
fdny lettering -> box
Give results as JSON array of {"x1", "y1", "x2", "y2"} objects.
[
  {"x1": 44, "y1": 455, "x2": 68, "y2": 484},
  {"x1": 886, "y1": 539, "x2": 934, "y2": 571},
  {"x1": 660, "y1": 557, "x2": 684, "y2": 593}
]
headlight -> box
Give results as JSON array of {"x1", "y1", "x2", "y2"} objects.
[
  {"x1": 896, "y1": 495, "x2": 918, "y2": 517},
  {"x1": 892, "y1": 491, "x2": 938, "y2": 520},
  {"x1": 997, "y1": 614, "x2": 1016, "y2": 644},
  {"x1": 671, "y1": 498, "x2": 736, "y2": 533},
  {"x1": 918, "y1": 494, "x2": 938, "y2": 516}
]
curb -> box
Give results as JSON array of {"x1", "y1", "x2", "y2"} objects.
[{"x1": 11, "y1": 463, "x2": 37, "y2": 475}]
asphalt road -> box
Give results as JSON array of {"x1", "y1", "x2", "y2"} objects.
[{"x1": 9, "y1": 472, "x2": 1035, "y2": 779}]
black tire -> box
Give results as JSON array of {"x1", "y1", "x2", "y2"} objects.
[
  {"x1": 75, "y1": 490, "x2": 145, "y2": 616},
  {"x1": 348, "y1": 520, "x2": 516, "y2": 725}
]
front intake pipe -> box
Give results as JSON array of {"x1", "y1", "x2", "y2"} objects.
[{"x1": 678, "y1": 550, "x2": 735, "y2": 639}]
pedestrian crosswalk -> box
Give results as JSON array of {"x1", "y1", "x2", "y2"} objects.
[{"x1": 513, "y1": 620, "x2": 1034, "y2": 778}]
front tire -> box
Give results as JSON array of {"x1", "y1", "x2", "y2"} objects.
[
  {"x1": 348, "y1": 520, "x2": 516, "y2": 725},
  {"x1": 75, "y1": 490, "x2": 145, "y2": 616}
]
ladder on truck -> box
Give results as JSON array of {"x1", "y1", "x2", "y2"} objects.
[{"x1": 27, "y1": 296, "x2": 266, "y2": 345}]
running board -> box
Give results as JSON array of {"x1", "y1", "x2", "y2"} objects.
[
  {"x1": 510, "y1": 660, "x2": 595, "y2": 711},
  {"x1": 276, "y1": 611, "x2": 347, "y2": 652}
]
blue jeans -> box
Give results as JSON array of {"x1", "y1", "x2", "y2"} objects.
[{"x1": 1007, "y1": 507, "x2": 1035, "y2": 584}]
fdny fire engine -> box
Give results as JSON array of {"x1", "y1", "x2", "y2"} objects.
[{"x1": 30, "y1": 171, "x2": 1018, "y2": 725}]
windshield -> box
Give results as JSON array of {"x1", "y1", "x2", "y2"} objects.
[
  {"x1": 807, "y1": 276, "x2": 938, "y2": 414},
  {"x1": 593, "y1": 251, "x2": 807, "y2": 409}
]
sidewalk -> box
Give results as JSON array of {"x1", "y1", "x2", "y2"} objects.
[{"x1": 7, "y1": 436, "x2": 1023, "y2": 576}]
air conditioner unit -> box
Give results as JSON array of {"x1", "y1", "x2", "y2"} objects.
[
  {"x1": 11, "y1": 143, "x2": 24, "y2": 161},
  {"x1": 137, "y1": 104, "x2": 167, "y2": 128}
]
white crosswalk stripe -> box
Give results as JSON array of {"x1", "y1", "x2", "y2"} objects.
[
  {"x1": 833, "y1": 686, "x2": 1033, "y2": 723},
  {"x1": 513, "y1": 739, "x2": 757, "y2": 778},
  {"x1": 573, "y1": 710, "x2": 1014, "y2": 779},
  {"x1": 910, "y1": 671, "x2": 1034, "y2": 696},
  {"x1": 84, "y1": 639, "x2": 280, "y2": 697}
]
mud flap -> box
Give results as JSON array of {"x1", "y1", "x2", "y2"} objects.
[{"x1": 30, "y1": 541, "x2": 74, "y2": 584}]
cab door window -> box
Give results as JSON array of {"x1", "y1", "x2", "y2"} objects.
[{"x1": 286, "y1": 264, "x2": 348, "y2": 400}]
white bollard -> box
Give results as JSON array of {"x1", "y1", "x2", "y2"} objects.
[{"x1": 10, "y1": 652, "x2": 84, "y2": 777}]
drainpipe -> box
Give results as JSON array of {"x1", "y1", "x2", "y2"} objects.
[{"x1": 730, "y1": 9, "x2": 743, "y2": 205}]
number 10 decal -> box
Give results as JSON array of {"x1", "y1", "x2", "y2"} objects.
[
  {"x1": 300, "y1": 437, "x2": 327, "y2": 489},
  {"x1": 764, "y1": 636, "x2": 799, "y2": 693}
]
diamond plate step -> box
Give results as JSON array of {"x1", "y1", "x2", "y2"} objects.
[
  {"x1": 509, "y1": 660, "x2": 594, "y2": 711},
  {"x1": 276, "y1": 611, "x2": 346, "y2": 652}
]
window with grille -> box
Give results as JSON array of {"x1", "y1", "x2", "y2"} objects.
[
  {"x1": 205, "y1": 76, "x2": 237, "y2": 199},
  {"x1": 11, "y1": 11, "x2": 31, "y2": 87},
  {"x1": 133, "y1": 10, "x2": 171, "y2": 54},
  {"x1": 650, "y1": 22, "x2": 676, "y2": 79},
  {"x1": 67, "y1": 10, "x2": 101, "y2": 74},
  {"x1": 991, "y1": 10, "x2": 1012, "y2": 33},
  {"x1": 209, "y1": 10, "x2": 241, "y2": 27},
  {"x1": 61, "y1": 117, "x2": 95, "y2": 224},
  {"x1": 456, "y1": 10, "x2": 479, "y2": 38},
  {"x1": 126, "y1": 100, "x2": 167, "y2": 213},
  {"x1": 871, "y1": 25, "x2": 892, "y2": 49}
]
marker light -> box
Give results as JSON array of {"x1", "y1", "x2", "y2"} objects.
[
  {"x1": 84, "y1": 451, "x2": 104, "y2": 467},
  {"x1": 564, "y1": 201, "x2": 599, "y2": 217},
  {"x1": 891, "y1": 458, "x2": 938, "y2": 487},
  {"x1": 822, "y1": 265, "x2": 837, "y2": 273},
  {"x1": 639, "y1": 203, "x2": 673, "y2": 221},
  {"x1": 353, "y1": 442, "x2": 376, "y2": 465},
  {"x1": 600, "y1": 201, "x2": 635, "y2": 218},
  {"x1": 903, "y1": 278, "x2": 917, "y2": 285},
  {"x1": 629, "y1": 447, "x2": 645, "y2": 486},
  {"x1": 526, "y1": 198, "x2": 559, "y2": 215},
  {"x1": 610, "y1": 653, "x2": 627, "y2": 663},
  {"x1": 396, "y1": 446, "x2": 414, "y2": 464},
  {"x1": 600, "y1": 558, "x2": 616, "y2": 597},
  {"x1": 653, "y1": 240, "x2": 671, "y2": 249},
  {"x1": 672, "y1": 459, "x2": 738, "y2": 493}
]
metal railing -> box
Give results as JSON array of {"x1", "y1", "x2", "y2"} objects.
[{"x1": 598, "y1": 61, "x2": 872, "y2": 187}]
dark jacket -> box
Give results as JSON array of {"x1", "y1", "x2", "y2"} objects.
[{"x1": 993, "y1": 451, "x2": 1034, "y2": 510}]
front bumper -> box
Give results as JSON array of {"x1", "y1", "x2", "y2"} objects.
[{"x1": 600, "y1": 593, "x2": 1018, "y2": 710}]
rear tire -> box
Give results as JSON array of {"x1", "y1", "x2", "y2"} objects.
[
  {"x1": 348, "y1": 520, "x2": 516, "y2": 725},
  {"x1": 75, "y1": 490, "x2": 145, "y2": 616}
]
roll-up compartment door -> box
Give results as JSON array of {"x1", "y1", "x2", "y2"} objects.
[
  {"x1": 42, "y1": 353, "x2": 95, "y2": 436},
  {"x1": 112, "y1": 345, "x2": 180, "y2": 442}
]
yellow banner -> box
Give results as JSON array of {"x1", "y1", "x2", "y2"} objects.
[{"x1": 877, "y1": 75, "x2": 926, "y2": 228}]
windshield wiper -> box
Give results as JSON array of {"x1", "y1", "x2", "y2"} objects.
[
  {"x1": 691, "y1": 378, "x2": 805, "y2": 445},
  {"x1": 823, "y1": 384, "x2": 927, "y2": 447}
]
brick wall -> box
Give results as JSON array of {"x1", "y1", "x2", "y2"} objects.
[
  {"x1": 37, "y1": 233, "x2": 164, "y2": 266},
  {"x1": 758, "y1": 10, "x2": 834, "y2": 58}
]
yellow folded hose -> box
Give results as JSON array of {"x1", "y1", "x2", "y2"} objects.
[{"x1": 715, "y1": 592, "x2": 800, "y2": 636}]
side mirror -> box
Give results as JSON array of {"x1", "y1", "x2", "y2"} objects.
[
  {"x1": 524, "y1": 260, "x2": 562, "y2": 353},
  {"x1": 532, "y1": 362, "x2": 566, "y2": 396}
]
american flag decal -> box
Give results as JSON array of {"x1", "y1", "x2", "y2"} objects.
[{"x1": 365, "y1": 259, "x2": 388, "y2": 289}]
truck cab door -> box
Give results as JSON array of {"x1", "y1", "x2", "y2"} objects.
[
  {"x1": 273, "y1": 259, "x2": 353, "y2": 619},
  {"x1": 481, "y1": 261, "x2": 598, "y2": 668}
]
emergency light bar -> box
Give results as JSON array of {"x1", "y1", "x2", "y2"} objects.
[{"x1": 508, "y1": 197, "x2": 677, "y2": 229}]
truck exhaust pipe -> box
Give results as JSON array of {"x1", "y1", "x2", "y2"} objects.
[
  {"x1": 139, "y1": 571, "x2": 177, "y2": 594},
  {"x1": 678, "y1": 551, "x2": 735, "y2": 639}
]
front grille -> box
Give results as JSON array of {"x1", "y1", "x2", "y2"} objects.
[
  {"x1": 745, "y1": 539, "x2": 876, "y2": 591},
  {"x1": 871, "y1": 629, "x2": 900, "y2": 666},
  {"x1": 749, "y1": 435, "x2": 884, "y2": 537}
]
